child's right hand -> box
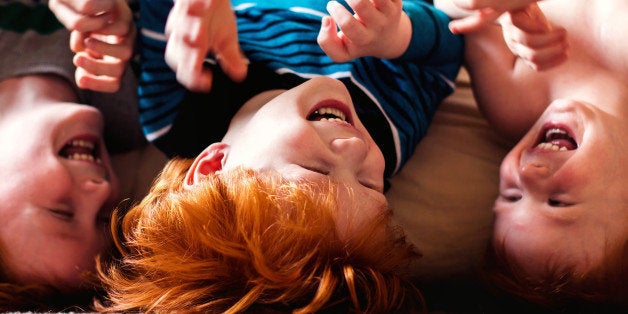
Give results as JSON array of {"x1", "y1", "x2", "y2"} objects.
[
  {"x1": 48, "y1": 0, "x2": 135, "y2": 93},
  {"x1": 164, "y1": 0, "x2": 248, "y2": 92}
]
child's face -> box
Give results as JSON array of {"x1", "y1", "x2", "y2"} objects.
[
  {"x1": 0, "y1": 103, "x2": 119, "y2": 289},
  {"x1": 221, "y1": 76, "x2": 387, "y2": 238},
  {"x1": 494, "y1": 98, "x2": 628, "y2": 276}
]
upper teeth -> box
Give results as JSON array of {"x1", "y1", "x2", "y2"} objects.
[
  {"x1": 314, "y1": 107, "x2": 347, "y2": 123},
  {"x1": 71, "y1": 139, "x2": 95, "y2": 149}
]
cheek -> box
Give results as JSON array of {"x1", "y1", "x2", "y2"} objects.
[{"x1": 267, "y1": 124, "x2": 322, "y2": 154}]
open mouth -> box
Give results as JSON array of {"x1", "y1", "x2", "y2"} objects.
[
  {"x1": 307, "y1": 99, "x2": 352, "y2": 126},
  {"x1": 535, "y1": 127, "x2": 578, "y2": 151},
  {"x1": 58, "y1": 138, "x2": 102, "y2": 164},
  {"x1": 308, "y1": 107, "x2": 348, "y2": 123}
]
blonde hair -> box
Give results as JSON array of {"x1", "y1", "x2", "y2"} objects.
[
  {"x1": 97, "y1": 158, "x2": 422, "y2": 313},
  {"x1": 485, "y1": 237, "x2": 628, "y2": 311}
]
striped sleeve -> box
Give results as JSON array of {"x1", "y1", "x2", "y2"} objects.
[{"x1": 136, "y1": 0, "x2": 186, "y2": 141}]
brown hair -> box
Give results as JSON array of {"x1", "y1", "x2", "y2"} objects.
[
  {"x1": 0, "y1": 218, "x2": 100, "y2": 313},
  {"x1": 0, "y1": 245, "x2": 100, "y2": 312},
  {"x1": 484, "y1": 237, "x2": 628, "y2": 311},
  {"x1": 96, "y1": 158, "x2": 423, "y2": 313}
]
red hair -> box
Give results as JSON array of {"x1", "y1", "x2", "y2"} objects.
[{"x1": 97, "y1": 158, "x2": 423, "y2": 312}]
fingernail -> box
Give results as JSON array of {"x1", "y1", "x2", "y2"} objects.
[{"x1": 321, "y1": 16, "x2": 330, "y2": 27}]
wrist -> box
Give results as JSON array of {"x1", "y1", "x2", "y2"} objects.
[{"x1": 382, "y1": 12, "x2": 412, "y2": 60}]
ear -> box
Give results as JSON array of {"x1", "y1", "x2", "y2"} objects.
[{"x1": 184, "y1": 143, "x2": 230, "y2": 188}]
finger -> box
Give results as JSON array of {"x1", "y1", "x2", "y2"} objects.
[
  {"x1": 215, "y1": 41, "x2": 248, "y2": 83},
  {"x1": 448, "y1": 8, "x2": 502, "y2": 34},
  {"x1": 181, "y1": 0, "x2": 210, "y2": 45},
  {"x1": 507, "y1": 27, "x2": 567, "y2": 49},
  {"x1": 370, "y1": 0, "x2": 401, "y2": 16},
  {"x1": 450, "y1": 0, "x2": 494, "y2": 10},
  {"x1": 514, "y1": 42, "x2": 569, "y2": 71},
  {"x1": 509, "y1": 3, "x2": 551, "y2": 33},
  {"x1": 57, "y1": 5, "x2": 113, "y2": 33},
  {"x1": 452, "y1": 0, "x2": 532, "y2": 11},
  {"x1": 328, "y1": 1, "x2": 369, "y2": 46},
  {"x1": 70, "y1": 30, "x2": 87, "y2": 52},
  {"x1": 75, "y1": 67, "x2": 120, "y2": 93},
  {"x1": 73, "y1": 52, "x2": 126, "y2": 78},
  {"x1": 317, "y1": 16, "x2": 351, "y2": 62},
  {"x1": 84, "y1": 35, "x2": 134, "y2": 61},
  {"x1": 183, "y1": 15, "x2": 205, "y2": 46},
  {"x1": 50, "y1": 0, "x2": 116, "y2": 31},
  {"x1": 346, "y1": 0, "x2": 379, "y2": 23},
  {"x1": 59, "y1": 0, "x2": 116, "y2": 15},
  {"x1": 93, "y1": 17, "x2": 131, "y2": 37},
  {"x1": 327, "y1": 1, "x2": 355, "y2": 27},
  {"x1": 176, "y1": 48, "x2": 214, "y2": 92}
]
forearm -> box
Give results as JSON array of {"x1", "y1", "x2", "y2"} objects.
[{"x1": 397, "y1": 1, "x2": 463, "y2": 68}]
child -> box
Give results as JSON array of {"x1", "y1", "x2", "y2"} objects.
[
  {"x1": 92, "y1": 0, "x2": 464, "y2": 312},
  {"x1": 0, "y1": 0, "x2": 143, "y2": 310},
  {"x1": 436, "y1": 0, "x2": 628, "y2": 310}
]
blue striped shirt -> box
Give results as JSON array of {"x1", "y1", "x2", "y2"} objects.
[{"x1": 137, "y1": 0, "x2": 463, "y2": 177}]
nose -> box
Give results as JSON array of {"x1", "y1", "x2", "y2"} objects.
[
  {"x1": 330, "y1": 137, "x2": 368, "y2": 169},
  {"x1": 74, "y1": 176, "x2": 117, "y2": 220},
  {"x1": 519, "y1": 163, "x2": 551, "y2": 188}
]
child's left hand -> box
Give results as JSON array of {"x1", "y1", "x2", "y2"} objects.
[{"x1": 317, "y1": 0, "x2": 411, "y2": 62}]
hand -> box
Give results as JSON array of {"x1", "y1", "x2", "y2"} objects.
[
  {"x1": 317, "y1": 0, "x2": 411, "y2": 62},
  {"x1": 446, "y1": 0, "x2": 539, "y2": 34},
  {"x1": 49, "y1": 0, "x2": 135, "y2": 92},
  {"x1": 499, "y1": 4, "x2": 568, "y2": 71},
  {"x1": 164, "y1": 0, "x2": 248, "y2": 92}
]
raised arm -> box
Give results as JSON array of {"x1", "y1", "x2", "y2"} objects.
[
  {"x1": 436, "y1": 0, "x2": 559, "y2": 139},
  {"x1": 435, "y1": 0, "x2": 567, "y2": 71}
]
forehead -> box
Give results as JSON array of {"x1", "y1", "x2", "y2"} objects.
[{"x1": 494, "y1": 202, "x2": 628, "y2": 276}]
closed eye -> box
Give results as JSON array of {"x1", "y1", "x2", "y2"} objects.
[
  {"x1": 548, "y1": 199, "x2": 572, "y2": 207},
  {"x1": 49, "y1": 208, "x2": 74, "y2": 221},
  {"x1": 499, "y1": 190, "x2": 522, "y2": 202},
  {"x1": 301, "y1": 165, "x2": 329, "y2": 176}
]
